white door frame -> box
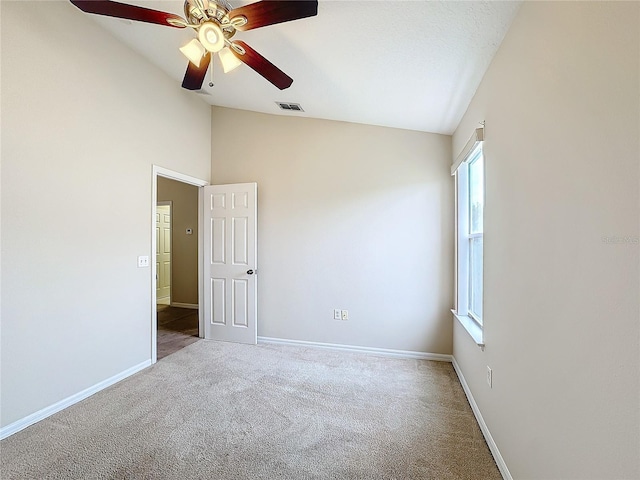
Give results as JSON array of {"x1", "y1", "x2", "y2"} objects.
[{"x1": 152, "y1": 165, "x2": 208, "y2": 364}]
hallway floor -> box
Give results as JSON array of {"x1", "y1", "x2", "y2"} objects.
[{"x1": 157, "y1": 305, "x2": 200, "y2": 360}]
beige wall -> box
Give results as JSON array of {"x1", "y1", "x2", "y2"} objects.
[
  {"x1": 452, "y1": 2, "x2": 639, "y2": 478},
  {"x1": 0, "y1": 2, "x2": 211, "y2": 427},
  {"x1": 157, "y1": 177, "x2": 199, "y2": 305},
  {"x1": 211, "y1": 107, "x2": 453, "y2": 354}
]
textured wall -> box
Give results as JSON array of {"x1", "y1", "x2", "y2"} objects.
[{"x1": 452, "y1": 2, "x2": 640, "y2": 478}]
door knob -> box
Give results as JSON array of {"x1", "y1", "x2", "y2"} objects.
[{"x1": 247, "y1": 269, "x2": 254, "y2": 275}]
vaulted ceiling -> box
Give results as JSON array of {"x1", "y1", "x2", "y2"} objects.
[{"x1": 82, "y1": 0, "x2": 521, "y2": 134}]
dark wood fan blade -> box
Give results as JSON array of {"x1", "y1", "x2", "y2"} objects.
[
  {"x1": 182, "y1": 53, "x2": 211, "y2": 90},
  {"x1": 229, "y1": 0, "x2": 318, "y2": 32},
  {"x1": 70, "y1": 1, "x2": 186, "y2": 28},
  {"x1": 231, "y1": 41, "x2": 293, "y2": 90}
]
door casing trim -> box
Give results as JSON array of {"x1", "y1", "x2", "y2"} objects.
[{"x1": 152, "y1": 165, "x2": 208, "y2": 364}]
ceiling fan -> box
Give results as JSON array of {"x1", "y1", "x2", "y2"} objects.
[{"x1": 70, "y1": 0, "x2": 318, "y2": 90}]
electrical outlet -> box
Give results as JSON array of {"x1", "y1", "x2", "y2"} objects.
[
  {"x1": 341, "y1": 309, "x2": 349, "y2": 321},
  {"x1": 333, "y1": 309, "x2": 341, "y2": 320},
  {"x1": 486, "y1": 366, "x2": 492, "y2": 388},
  {"x1": 137, "y1": 256, "x2": 149, "y2": 268}
]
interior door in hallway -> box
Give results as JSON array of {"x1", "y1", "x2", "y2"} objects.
[
  {"x1": 202, "y1": 183, "x2": 257, "y2": 344},
  {"x1": 156, "y1": 204, "x2": 171, "y2": 304}
]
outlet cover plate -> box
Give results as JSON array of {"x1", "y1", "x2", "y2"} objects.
[{"x1": 138, "y1": 256, "x2": 149, "y2": 268}]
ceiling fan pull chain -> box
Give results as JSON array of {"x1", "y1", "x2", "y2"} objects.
[{"x1": 209, "y1": 57, "x2": 215, "y2": 87}]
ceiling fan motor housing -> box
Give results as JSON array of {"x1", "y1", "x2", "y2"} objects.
[{"x1": 185, "y1": 0, "x2": 235, "y2": 35}]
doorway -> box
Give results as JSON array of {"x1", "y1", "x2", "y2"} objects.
[{"x1": 152, "y1": 166, "x2": 208, "y2": 363}]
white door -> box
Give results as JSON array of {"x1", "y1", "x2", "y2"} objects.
[
  {"x1": 156, "y1": 204, "x2": 171, "y2": 304},
  {"x1": 203, "y1": 183, "x2": 257, "y2": 344}
]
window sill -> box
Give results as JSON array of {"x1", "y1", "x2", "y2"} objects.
[{"x1": 451, "y1": 310, "x2": 484, "y2": 348}]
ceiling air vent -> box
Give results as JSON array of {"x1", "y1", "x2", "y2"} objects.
[{"x1": 276, "y1": 102, "x2": 304, "y2": 112}]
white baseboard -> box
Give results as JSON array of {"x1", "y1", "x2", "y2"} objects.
[
  {"x1": 257, "y1": 336, "x2": 453, "y2": 362},
  {"x1": 0, "y1": 360, "x2": 152, "y2": 440},
  {"x1": 451, "y1": 357, "x2": 512, "y2": 480},
  {"x1": 170, "y1": 302, "x2": 199, "y2": 310}
]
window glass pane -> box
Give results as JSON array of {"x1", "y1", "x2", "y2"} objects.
[
  {"x1": 469, "y1": 236, "x2": 483, "y2": 321},
  {"x1": 469, "y1": 152, "x2": 484, "y2": 234}
]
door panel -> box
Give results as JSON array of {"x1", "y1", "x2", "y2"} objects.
[
  {"x1": 212, "y1": 218, "x2": 226, "y2": 264},
  {"x1": 232, "y1": 278, "x2": 249, "y2": 327},
  {"x1": 156, "y1": 204, "x2": 171, "y2": 303},
  {"x1": 233, "y1": 217, "x2": 248, "y2": 265},
  {"x1": 203, "y1": 183, "x2": 257, "y2": 344},
  {"x1": 211, "y1": 278, "x2": 226, "y2": 325}
]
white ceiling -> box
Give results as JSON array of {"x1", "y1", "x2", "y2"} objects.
[{"x1": 85, "y1": 0, "x2": 521, "y2": 134}]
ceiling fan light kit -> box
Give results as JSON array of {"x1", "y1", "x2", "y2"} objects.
[
  {"x1": 70, "y1": 0, "x2": 318, "y2": 90},
  {"x1": 180, "y1": 38, "x2": 206, "y2": 66},
  {"x1": 219, "y1": 46, "x2": 243, "y2": 73},
  {"x1": 197, "y1": 22, "x2": 225, "y2": 53}
]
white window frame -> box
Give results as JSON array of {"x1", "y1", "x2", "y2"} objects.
[{"x1": 452, "y1": 127, "x2": 485, "y2": 347}]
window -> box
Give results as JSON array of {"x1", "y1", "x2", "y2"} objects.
[
  {"x1": 468, "y1": 149, "x2": 484, "y2": 322},
  {"x1": 452, "y1": 128, "x2": 485, "y2": 346}
]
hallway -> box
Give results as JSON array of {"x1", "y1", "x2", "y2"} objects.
[{"x1": 157, "y1": 305, "x2": 200, "y2": 360}]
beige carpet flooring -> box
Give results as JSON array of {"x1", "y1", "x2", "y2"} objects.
[{"x1": 0, "y1": 341, "x2": 501, "y2": 479}]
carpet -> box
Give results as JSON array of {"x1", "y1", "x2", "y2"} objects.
[{"x1": 1, "y1": 341, "x2": 501, "y2": 479}]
